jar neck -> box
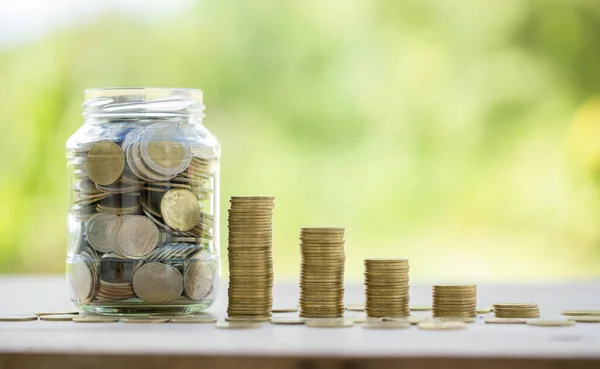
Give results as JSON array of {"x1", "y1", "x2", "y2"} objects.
[{"x1": 82, "y1": 88, "x2": 205, "y2": 122}]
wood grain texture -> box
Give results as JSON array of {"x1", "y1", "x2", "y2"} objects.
[{"x1": 0, "y1": 276, "x2": 599, "y2": 369}]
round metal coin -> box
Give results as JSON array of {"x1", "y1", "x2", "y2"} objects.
[
  {"x1": 86, "y1": 142, "x2": 125, "y2": 185},
  {"x1": 132, "y1": 262, "x2": 183, "y2": 303}
]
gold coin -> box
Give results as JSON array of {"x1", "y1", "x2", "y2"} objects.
[
  {"x1": 230, "y1": 196, "x2": 275, "y2": 201},
  {"x1": 271, "y1": 307, "x2": 298, "y2": 313},
  {"x1": 435, "y1": 317, "x2": 477, "y2": 323},
  {"x1": 566, "y1": 316, "x2": 600, "y2": 323},
  {"x1": 39, "y1": 314, "x2": 77, "y2": 321},
  {"x1": 300, "y1": 313, "x2": 345, "y2": 319},
  {"x1": 121, "y1": 318, "x2": 169, "y2": 323},
  {"x1": 493, "y1": 302, "x2": 537, "y2": 308},
  {"x1": 433, "y1": 283, "x2": 476, "y2": 288},
  {"x1": 270, "y1": 317, "x2": 305, "y2": 325},
  {"x1": 160, "y1": 189, "x2": 200, "y2": 231},
  {"x1": 170, "y1": 316, "x2": 217, "y2": 323},
  {"x1": 86, "y1": 142, "x2": 125, "y2": 186},
  {"x1": 418, "y1": 321, "x2": 467, "y2": 330},
  {"x1": 215, "y1": 321, "x2": 262, "y2": 329},
  {"x1": 35, "y1": 311, "x2": 79, "y2": 317},
  {"x1": 305, "y1": 318, "x2": 354, "y2": 328},
  {"x1": 73, "y1": 316, "x2": 119, "y2": 323},
  {"x1": 363, "y1": 320, "x2": 410, "y2": 329},
  {"x1": 561, "y1": 310, "x2": 600, "y2": 316},
  {"x1": 0, "y1": 315, "x2": 38, "y2": 321},
  {"x1": 526, "y1": 319, "x2": 575, "y2": 327},
  {"x1": 485, "y1": 318, "x2": 528, "y2": 324},
  {"x1": 476, "y1": 307, "x2": 493, "y2": 314}
]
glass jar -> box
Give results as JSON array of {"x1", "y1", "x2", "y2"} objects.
[{"x1": 66, "y1": 88, "x2": 220, "y2": 315}]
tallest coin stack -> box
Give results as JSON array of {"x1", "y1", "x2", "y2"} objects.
[{"x1": 227, "y1": 196, "x2": 275, "y2": 321}]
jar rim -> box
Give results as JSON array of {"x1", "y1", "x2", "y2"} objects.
[{"x1": 82, "y1": 87, "x2": 205, "y2": 118}]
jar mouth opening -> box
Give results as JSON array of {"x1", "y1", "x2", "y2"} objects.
[{"x1": 83, "y1": 87, "x2": 205, "y2": 119}]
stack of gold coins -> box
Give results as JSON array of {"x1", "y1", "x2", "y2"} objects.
[
  {"x1": 432, "y1": 284, "x2": 477, "y2": 319},
  {"x1": 494, "y1": 303, "x2": 539, "y2": 318},
  {"x1": 364, "y1": 258, "x2": 410, "y2": 318},
  {"x1": 299, "y1": 227, "x2": 345, "y2": 318},
  {"x1": 227, "y1": 196, "x2": 275, "y2": 321}
]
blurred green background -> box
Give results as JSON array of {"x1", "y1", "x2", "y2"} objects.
[{"x1": 1, "y1": 0, "x2": 600, "y2": 282}]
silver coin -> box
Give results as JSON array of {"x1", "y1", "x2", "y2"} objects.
[
  {"x1": 132, "y1": 262, "x2": 183, "y2": 303},
  {"x1": 86, "y1": 213, "x2": 118, "y2": 253},
  {"x1": 68, "y1": 262, "x2": 95, "y2": 303},
  {"x1": 125, "y1": 141, "x2": 172, "y2": 182},
  {"x1": 115, "y1": 215, "x2": 160, "y2": 259},
  {"x1": 121, "y1": 128, "x2": 144, "y2": 150},
  {"x1": 140, "y1": 123, "x2": 192, "y2": 176},
  {"x1": 184, "y1": 260, "x2": 215, "y2": 300}
]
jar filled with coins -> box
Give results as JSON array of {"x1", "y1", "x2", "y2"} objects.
[{"x1": 66, "y1": 88, "x2": 220, "y2": 315}]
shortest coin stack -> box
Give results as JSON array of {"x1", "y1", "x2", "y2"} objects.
[
  {"x1": 227, "y1": 196, "x2": 275, "y2": 321},
  {"x1": 493, "y1": 303, "x2": 540, "y2": 319},
  {"x1": 432, "y1": 284, "x2": 477, "y2": 319},
  {"x1": 364, "y1": 258, "x2": 410, "y2": 318}
]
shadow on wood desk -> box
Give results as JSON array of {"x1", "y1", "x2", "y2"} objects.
[{"x1": 0, "y1": 276, "x2": 599, "y2": 369}]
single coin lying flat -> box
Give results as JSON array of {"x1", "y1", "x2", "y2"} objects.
[
  {"x1": 561, "y1": 310, "x2": 600, "y2": 317},
  {"x1": 418, "y1": 321, "x2": 467, "y2": 330},
  {"x1": 73, "y1": 316, "x2": 119, "y2": 323},
  {"x1": 0, "y1": 315, "x2": 38, "y2": 322},
  {"x1": 476, "y1": 307, "x2": 493, "y2": 314},
  {"x1": 363, "y1": 320, "x2": 410, "y2": 329},
  {"x1": 35, "y1": 311, "x2": 79, "y2": 317},
  {"x1": 485, "y1": 318, "x2": 528, "y2": 324},
  {"x1": 435, "y1": 317, "x2": 477, "y2": 323},
  {"x1": 121, "y1": 318, "x2": 169, "y2": 324},
  {"x1": 270, "y1": 317, "x2": 305, "y2": 325},
  {"x1": 526, "y1": 319, "x2": 575, "y2": 327},
  {"x1": 39, "y1": 314, "x2": 78, "y2": 321},
  {"x1": 305, "y1": 318, "x2": 354, "y2": 328},
  {"x1": 566, "y1": 316, "x2": 600, "y2": 323},
  {"x1": 215, "y1": 321, "x2": 262, "y2": 329},
  {"x1": 225, "y1": 316, "x2": 271, "y2": 323},
  {"x1": 170, "y1": 317, "x2": 217, "y2": 324}
]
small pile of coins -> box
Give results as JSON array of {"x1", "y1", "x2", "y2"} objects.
[
  {"x1": 299, "y1": 227, "x2": 346, "y2": 318},
  {"x1": 493, "y1": 303, "x2": 540, "y2": 319},
  {"x1": 364, "y1": 258, "x2": 410, "y2": 318},
  {"x1": 432, "y1": 284, "x2": 477, "y2": 319},
  {"x1": 67, "y1": 121, "x2": 219, "y2": 310},
  {"x1": 227, "y1": 197, "x2": 275, "y2": 321}
]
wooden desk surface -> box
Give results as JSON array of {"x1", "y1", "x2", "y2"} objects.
[{"x1": 0, "y1": 275, "x2": 599, "y2": 369}]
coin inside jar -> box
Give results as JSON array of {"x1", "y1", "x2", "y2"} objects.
[
  {"x1": 160, "y1": 189, "x2": 200, "y2": 231},
  {"x1": 86, "y1": 213, "x2": 118, "y2": 253},
  {"x1": 140, "y1": 123, "x2": 192, "y2": 176},
  {"x1": 86, "y1": 141, "x2": 125, "y2": 185},
  {"x1": 132, "y1": 262, "x2": 183, "y2": 303},
  {"x1": 115, "y1": 215, "x2": 160, "y2": 259},
  {"x1": 68, "y1": 261, "x2": 96, "y2": 303},
  {"x1": 184, "y1": 259, "x2": 215, "y2": 300}
]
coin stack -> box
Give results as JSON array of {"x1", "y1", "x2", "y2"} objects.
[
  {"x1": 299, "y1": 228, "x2": 346, "y2": 318},
  {"x1": 227, "y1": 196, "x2": 275, "y2": 321},
  {"x1": 364, "y1": 258, "x2": 410, "y2": 318},
  {"x1": 67, "y1": 122, "x2": 219, "y2": 309},
  {"x1": 432, "y1": 284, "x2": 477, "y2": 319},
  {"x1": 494, "y1": 303, "x2": 540, "y2": 318}
]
